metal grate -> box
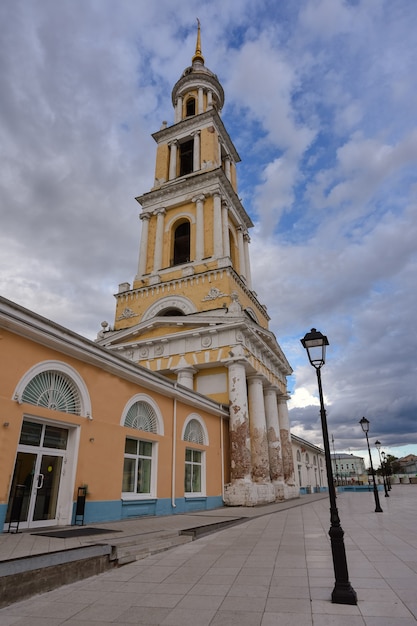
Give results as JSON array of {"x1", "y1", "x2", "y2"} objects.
[
  {"x1": 125, "y1": 401, "x2": 158, "y2": 433},
  {"x1": 22, "y1": 370, "x2": 81, "y2": 415},
  {"x1": 184, "y1": 419, "x2": 205, "y2": 445}
]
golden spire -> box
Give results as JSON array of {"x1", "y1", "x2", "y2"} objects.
[{"x1": 192, "y1": 18, "x2": 204, "y2": 64}]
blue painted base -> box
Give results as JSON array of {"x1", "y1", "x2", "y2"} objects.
[
  {"x1": 71, "y1": 495, "x2": 224, "y2": 526},
  {"x1": 0, "y1": 504, "x2": 7, "y2": 529}
]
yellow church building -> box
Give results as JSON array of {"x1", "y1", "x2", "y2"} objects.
[{"x1": 0, "y1": 26, "x2": 297, "y2": 534}]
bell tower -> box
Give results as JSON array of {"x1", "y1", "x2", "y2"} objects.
[{"x1": 99, "y1": 23, "x2": 297, "y2": 505}]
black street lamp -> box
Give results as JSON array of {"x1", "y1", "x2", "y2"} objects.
[
  {"x1": 381, "y1": 451, "x2": 391, "y2": 491},
  {"x1": 301, "y1": 329, "x2": 357, "y2": 605},
  {"x1": 359, "y1": 417, "x2": 383, "y2": 512},
  {"x1": 375, "y1": 440, "x2": 389, "y2": 497}
]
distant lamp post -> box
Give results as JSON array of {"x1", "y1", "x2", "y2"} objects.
[
  {"x1": 381, "y1": 451, "x2": 391, "y2": 491},
  {"x1": 301, "y1": 329, "x2": 357, "y2": 605},
  {"x1": 375, "y1": 440, "x2": 389, "y2": 497},
  {"x1": 359, "y1": 417, "x2": 383, "y2": 512}
]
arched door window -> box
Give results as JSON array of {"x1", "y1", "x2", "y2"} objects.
[{"x1": 173, "y1": 221, "x2": 190, "y2": 265}]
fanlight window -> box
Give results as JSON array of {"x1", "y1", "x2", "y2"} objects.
[
  {"x1": 22, "y1": 370, "x2": 81, "y2": 415},
  {"x1": 183, "y1": 419, "x2": 205, "y2": 445},
  {"x1": 124, "y1": 401, "x2": 158, "y2": 433}
]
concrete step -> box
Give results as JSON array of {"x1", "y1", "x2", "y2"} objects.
[
  {"x1": 114, "y1": 533, "x2": 193, "y2": 565},
  {"x1": 109, "y1": 530, "x2": 193, "y2": 564}
]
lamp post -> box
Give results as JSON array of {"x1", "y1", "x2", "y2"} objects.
[
  {"x1": 301, "y1": 329, "x2": 357, "y2": 605},
  {"x1": 381, "y1": 451, "x2": 391, "y2": 491},
  {"x1": 375, "y1": 440, "x2": 389, "y2": 497},
  {"x1": 359, "y1": 417, "x2": 383, "y2": 512}
]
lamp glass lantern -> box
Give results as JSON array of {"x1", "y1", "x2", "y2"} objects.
[{"x1": 300, "y1": 328, "x2": 329, "y2": 369}]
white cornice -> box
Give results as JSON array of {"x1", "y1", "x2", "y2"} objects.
[
  {"x1": 136, "y1": 168, "x2": 253, "y2": 230},
  {"x1": 152, "y1": 109, "x2": 239, "y2": 163}
]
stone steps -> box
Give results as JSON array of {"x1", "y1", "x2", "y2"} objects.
[{"x1": 110, "y1": 531, "x2": 194, "y2": 565}]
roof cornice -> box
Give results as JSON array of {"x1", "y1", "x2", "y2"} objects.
[{"x1": 0, "y1": 296, "x2": 228, "y2": 417}]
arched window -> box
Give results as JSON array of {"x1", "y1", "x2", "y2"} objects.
[
  {"x1": 124, "y1": 401, "x2": 159, "y2": 433},
  {"x1": 173, "y1": 221, "x2": 190, "y2": 265},
  {"x1": 21, "y1": 370, "x2": 81, "y2": 415},
  {"x1": 305, "y1": 453, "x2": 310, "y2": 464},
  {"x1": 186, "y1": 97, "x2": 196, "y2": 117},
  {"x1": 184, "y1": 419, "x2": 206, "y2": 445},
  {"x1": 296, "y1": 450, "x2": 301, "y2": 462}
]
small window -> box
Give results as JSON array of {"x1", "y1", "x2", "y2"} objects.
[
  {"x1": 186, "y1": 97, "x2": 196, "y2": 117},
  {"x1": 185, "y1": 449, "x2": 203, "y2": 494},
  {"x1": 173, "y1": 221, "x2": 190, "y2": 265},
  {"x1": 296, "y1": 450, "x2": 301, "y2": 462},
  {"x1": 179, "y1": 139, "x2": 194, "y2": 176},
  {"x1": 305, "y1": 453, "x2": 310, "y2": 464},
  {"x1": 122, "y1": 438, "x2": 153, "y2": 495}
]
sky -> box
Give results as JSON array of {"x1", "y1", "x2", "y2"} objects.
[{"x1": 1, "y1": 0, "x2": 416, "y2": 465}]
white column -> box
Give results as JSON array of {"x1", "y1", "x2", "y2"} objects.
[
  {"x1": 247, "y1": 375, "x2": 270, "y2": 483},
  {"x1": 207, "y1": 90, "x2": 213, "y2": 109},
  {"x1": 168, "y1": 141, "x2": 178, "y2": 180},
  {"x1": 264, "y1": 387, "x2": 284, "y2": 484},
  {"x1": 175, "y1": 96, "x2": 183, "y2": 123},
  {"x1": 227, "y1": 359, "x2": 251, "y2": 482},
  {"x1": 222, "y1": 201, "x2": 230, "y2": 258},
  {"x1": 153, "y1": 208, "x2": 166, "y2": 274},
  {"x1": 198, "y1": 87, "x2": 204, "y2": 113},
  {"x1": 136, "y1": 213, "x2": 151, "y2": 279},
  {"x1": 243, "y1": 232, "x2": 252, "y2": 289},
  {"x1": 278, "y1": 395, "x2": 295, "y2": 484},
  {"x1": 213, "y1": 193, "x2": 223, "y2": 258},
  {"x1": 237, "y1": 226, "x2": 246, "y2": 280},
  {"x1": 192, "y1": 131, "x2": 200, "y2": 172},
  {"x1": 176, "y1": 367, "x2": 196, "y2": 390},
  {"x1": 225, "y1": 157, "x2": 231, "y2": 181},
  {"x1": 193, "y1": 194, "x2": 205, "y2": 261}
]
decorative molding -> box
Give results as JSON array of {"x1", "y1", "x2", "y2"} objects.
[
  {"x1": 117, "y1": 307, "x2": 138, "y2": 321},
  {"x1": 202, "y1": 287, "x2": 227, "y2": 301}
]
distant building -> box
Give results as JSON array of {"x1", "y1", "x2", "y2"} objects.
[
  {"x1": 397, "y1": 454, "x2": 417, "y2": 475},
  {"x1": 292, "y1": 435, "x2": 327, "y2": 493},
  {"x1": 331, "y1": 453, "x2": 366, "y2": 484}
]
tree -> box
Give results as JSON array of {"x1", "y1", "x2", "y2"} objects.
[{"x1": 383, "y1": 455, "x2": 400, "y2": 475}]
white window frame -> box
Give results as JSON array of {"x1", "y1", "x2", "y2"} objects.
[
  {"x1": 184, "y1": 447, "x2": 205, "y2": 497},
  {"x1": 122, "y1": 437, "x2": 158, "y2": 500}
]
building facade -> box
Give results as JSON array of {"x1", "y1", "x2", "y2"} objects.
[
  {"x1": 1, "y1": 27, "x2": 299, "y2": 534},
  {"x1": 0, "y1": 296, "x2": 230, "y2": 533},
  {"x1": 292, "y1": 435, "x2": 327, "y2": 494},
  {"x1": 331, "y1": 453, "x2": 366, "y2": 484}
]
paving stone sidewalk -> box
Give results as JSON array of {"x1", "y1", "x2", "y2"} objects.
[{"x1": 1, "y1": 487, "x2": 417, "y2": 625}]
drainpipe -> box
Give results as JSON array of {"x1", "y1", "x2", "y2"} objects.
[
  {"x1": 221, "y1": 416, "x2": 225, "y2": 501},
  {"x1": 171, "y1": 391, "x2": 177, "y2": 509}
]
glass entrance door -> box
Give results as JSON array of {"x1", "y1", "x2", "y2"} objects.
[
  {"x1": 32, "y1": 454, "x2": 63, "y2": 523},
  {"x1": 5, "y1": 421, "x2": 68, "y2": 530}
]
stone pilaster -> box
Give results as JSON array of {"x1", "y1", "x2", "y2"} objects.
[
  {"x1": 152, "y1": 208, "x2": 166, "y2": 274},
  {"x1": 136, "y1": 213, "x2": 151, "y2": 280}
]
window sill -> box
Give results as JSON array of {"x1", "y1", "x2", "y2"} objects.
[
  {"x1": 184, "y1": 495, "x2": 206, "y2": 501},
  {"x1": 121, "y1": 495, "x2": 156, "y2": 503}
]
